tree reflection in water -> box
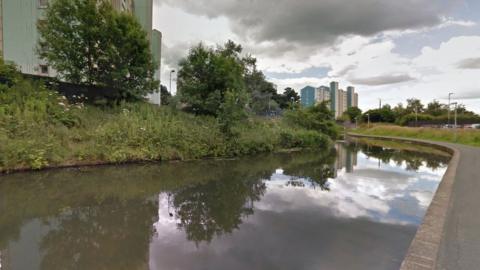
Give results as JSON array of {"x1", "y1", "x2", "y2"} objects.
[
  {"x1": 39, "y1": 199, "x2": 157, "y2": 270},
  {"x1": 0, "y1": 141, "x2": 450, "y2": 269}
]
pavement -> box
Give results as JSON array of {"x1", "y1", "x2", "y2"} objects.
[{"x1": 347, "y1": 134, "x2": 480, "y2": 270}]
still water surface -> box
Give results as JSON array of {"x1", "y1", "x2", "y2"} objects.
[{"x1": 0, "y1": 141, "x2": 449, "y2": 270}]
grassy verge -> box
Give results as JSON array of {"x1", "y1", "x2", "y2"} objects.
[
  {"x1": 353, "y1": 124, "x2": 480, "y2": 147},
  {"x1": 0, "y1": 82, "x2": 333, "y2": 173}
]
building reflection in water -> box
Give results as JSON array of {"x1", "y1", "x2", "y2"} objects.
[
  {"x1": 334, "y1": 143, "x2": 358, "y2": 175},
  {"x1": 0, "y1": 141, "x2": 450, "y2": 270}
]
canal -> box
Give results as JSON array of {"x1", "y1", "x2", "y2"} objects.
[{"x1": 0, "y1": 140, "x2": 450, "y2": 270}]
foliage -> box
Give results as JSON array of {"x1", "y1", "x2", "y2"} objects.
[
  {"x1": 284, "y1": 102, "x2": 340, "y2": 139},
  {"x1": 0, "y1": 59, "x2": 21, "y2": 88},
  {"x1": 361, "y1": 97, "x2": 480, "y2": 126},
  {"x1": 178, "y1": 41, "x2": 302, "y2": 117},
  {"x1": 38, "y1": 0, "x2": 158, "y2": 100},
  {"x1": 0, "y1": 77, "x2": 333, "y2": 172},
  {"x1": 406, "y1": 98, "x2": 424, "y2": 113},
  {"x1": 344, "y1": 106, "x2": 362, "y2": 122},
  {"x1": 363, "y1": 105, "x2": 396, "y2": 123},
  {"x1": 396, "y1": 113, "x2": 434, "y2": 126},
  {"x1": 425, "y1": 100, "x2": 448, "y2": 116},
  {"x1": 178, "y1": 41, "x2": 247, "y2": 116},
  {"x1": 160, "y1": 85, "x2": 171, "y2": 105},
  {"x1": 356, "y1": 125, "x2": 480, "y2": 147},
  {"x1": 218, "y1": 89, "x2": 249, "y2": 138}
]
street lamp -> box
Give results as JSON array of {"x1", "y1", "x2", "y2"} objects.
[
  {"x1": 451, "y1": 102, "x2": 458, "y2": 141},
  {"x1": 366, "y1": 113, "x2": 370, "y2": 128},
  {"x1": 448, "y1": 92, "x2": 454, "y2": 126},
  {"x1": 169, "y1": 70, "x2": 176, "y2": 94},
  {"x1": 415, "y1": 106, "x2": 418, "y2": 127}
]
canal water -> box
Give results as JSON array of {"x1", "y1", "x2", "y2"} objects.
[{"x1": 0, "y1": 141, "x2": 450, "y2": 270}]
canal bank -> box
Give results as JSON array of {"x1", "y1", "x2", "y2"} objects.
[{"x1": 348, "y1": 133, "x2": 480, "y2": 270}]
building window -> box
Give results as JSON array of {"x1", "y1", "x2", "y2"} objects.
[
  {"x1": 39, "y1": 0, "x2": 48, "y2": 8},
  {"x1": 40, "y1": 65, "x2": 49, "y2": 75}
]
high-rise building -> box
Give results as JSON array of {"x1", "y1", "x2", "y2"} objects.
[
  {"x1": 316, "y1": 86, "x2": 330, "y2": 103},
  {"x1": 300, "y1": 86, "x2": 316, "y2": 107},
  {"x1": 329, "y1": 81, "x2": 339, "y2": 114},
  {"x1": 300, "y1": 81, "x2": 360, "y2": 119},
  {"x1": 0, "y1": 0, "x2": 162, "y2": 104}
]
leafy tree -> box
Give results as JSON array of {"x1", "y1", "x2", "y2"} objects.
[
  {"x1": 425, "y1": 100, "x2": 448, "y2": 116},
  {"x1": 285, "y1": 101, "x2": 339, "y2": 139},
  {"x1": 363, "y1": 105, "x2": 395, "y2": 123},
  {"x1": 242, "y1": 55, "x2": 282, "y2": 114},
  {"x1": 283, "y1": 87, "x2": 300, "y2": 104},
  {"x1": 178, "y1": 42, "x2": 247, "y2": 116},
  {"x1": 344, "y1": 107, "x2": 362, "y2": 122},
  {"x1": 0, "y1": 58, "x2": 21, "y2": 88},
  {"x1": 160, "y1": 85, "x2": 171, "y2": 105},
  {"x1": 38, "y1": 0, "x2": 158, "y2": 100},
  {"x1": 392, "y1": 103, "x2": 407, "y2": 119},
  {"x1": 406, "y1": 98, "x2": 424, "y2": 113},
  {"x1": 218, "y1": 89, "x2": 249, "y2": 138}
]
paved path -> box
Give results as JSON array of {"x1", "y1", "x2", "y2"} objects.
[{"x1": 347, "y1": 134, "x2": 480, "y2": 270}]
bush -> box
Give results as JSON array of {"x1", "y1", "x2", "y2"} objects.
[
  {"x1": 284, "y1": 103, "x2": 340, "y2": 139},
  {"x1": 0, "y1": 62, "x2": 334, "y2": 172},
  {"x1": 280, "y1": 130, "x2": 330, "y2": 149}
]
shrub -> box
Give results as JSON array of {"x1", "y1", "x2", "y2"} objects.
[{"x1": 284, "y1": 103, "x2": 340, "y2": 139}]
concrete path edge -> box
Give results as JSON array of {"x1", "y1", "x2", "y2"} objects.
[{"x1": 347, "y1": 133, "x2": 460, "y2": 270}]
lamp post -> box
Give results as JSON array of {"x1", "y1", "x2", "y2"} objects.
[
  {"x1": 448, "y1": 92, "x2": 454, "y2": 126},
  {"x1": 451, "y1": 102, "x2": 458, "y2": 141},
  {"x1": 169, "y1": 70, "x2": 176, "y2": 94},
  {"x1": 367, "y1": 113, "x2": 370, "y2": 128},
  {"x1": 415, "y1": 106, "x2": 418, "y2": 127}
]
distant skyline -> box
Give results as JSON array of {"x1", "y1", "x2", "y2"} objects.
[{"x1": 153, "y1": 0, "x2": 480, "y2": 112}]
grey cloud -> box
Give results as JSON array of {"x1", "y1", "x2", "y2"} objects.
[
  {"x1": 349, "y1": 74, "x2": 416, "y2": 86},
  {"x1": 457, "y1": 58, "x2": 480, "y2": 69},
  {"x1": 159, "y1": 0, "x2": 444, "y2": 49},
  {"x1": 450, "y1": 91, "x2": 480, "y2": 100},
  {"x1": 331, "y1": 64, "x2": 358, "y2": 77},
  {"x1": 162, "y1": 42, "x2": 195, "y2": 67}
]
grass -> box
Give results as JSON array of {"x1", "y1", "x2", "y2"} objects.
[
  {"x1": 354, "y1": 124, "x2": 480, "y2": 147},
  {"x1": 0, "y1": 81, "x2": 333, "y2": 173}
]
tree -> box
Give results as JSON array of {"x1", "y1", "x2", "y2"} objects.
[
  {"x1": 363, "y1": 105, "x2": 395, "y2": 123},
  {"x1": 160, "y1": 85, "x2": 171, "y2": 105},
  {"x1": 406, "y1": 98, "x2": 424, "y2": 113},
  {"x1": 393, "y1": 103, "x2": 407, "y2": 119},
  {"x1": 275, "y1": 87, "x2": 300, "y2": 109},
  {"x1": 0, "y1": 58, "x2": 21, "y2": 88},
  {"x1": 38, "y1": 0, "x2": 158, "y2": 100},
  {"x1": 178, "y1": 41, "x2": 247, "y2": 116},
  {"x1": 218, "y1": 90, "x2": 249, "y2": 138},
  {"x1": 425, "y1": 100, "x2": 448, "y2": 116},
  {"x1": 242, "y1": 55, "x2": 282, "y2": 114},
  {"x1": 284, "y1": 101, "x2": 340, "y2": 139},
  {"x1": 344, "y1": 107, "x2": 362, "y2": 122}
]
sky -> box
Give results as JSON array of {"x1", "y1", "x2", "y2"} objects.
[{"x1": 152, "y1": 0, "x2": 480, "y2": 112}]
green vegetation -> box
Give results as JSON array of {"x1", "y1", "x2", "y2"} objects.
[
  {"x1": 178, "y1": 41, "x2": 300, "y2": 118},
  {"x1": 1, "y1": 3, "x2": 338, "y2": 174},
  {"x1": 361, "y1": 98, "x2": 480, "y2": 126},
  {"x1": 0, "y1": 59, "x2": 335, "y2": 173},
  {"x1": 38, "y1": 0, "x2": 158, "y2": 100},
  {"x1": 354, "y1": 124, "x2": 480, "y2": 147}
]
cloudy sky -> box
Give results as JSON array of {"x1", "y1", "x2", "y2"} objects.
[{"x1": 152, "y1": 0, "x2": 480, "y2": 112}]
